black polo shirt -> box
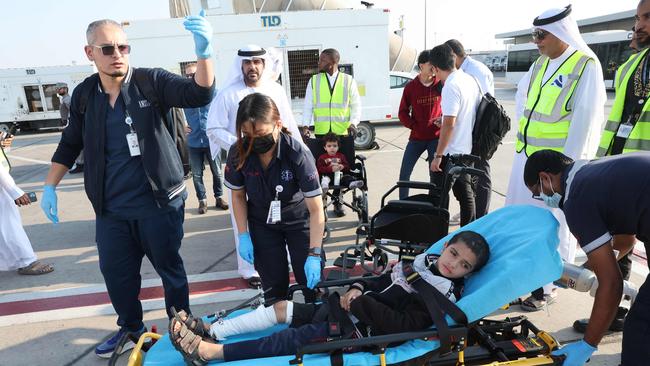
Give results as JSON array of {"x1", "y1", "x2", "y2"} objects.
[
  {"x1": 563, "y1": 153, "x2": 650, "y2": 255},
  {"x1": 224, "y1": 133, "x2": 322, "y2": 227}
]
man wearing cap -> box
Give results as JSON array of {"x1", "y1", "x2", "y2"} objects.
[
  {"x1": 56, "y1": 83, "x2": 84, "y2": 174},
  {"x1": 303, "y1": 48, "x2": 361, "y2": 217},
  {"x1": 206, "y1": 45, "x2": 302, "y2": 288},
  {"x1": 504, "y1": 5, "x2": 606, "y2": 312}
]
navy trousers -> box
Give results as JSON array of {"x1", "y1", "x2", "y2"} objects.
[
  {"x1": 249, "y1": 221, "x2": 315, "y2": 303},
  {"x1": 398, "y1": 139, "x2": 438, "y2": 199},
  {"x1": 95, "y1": 205, "x2": 189, "y2": 331},
  {"x1": 621, "y1": 241, "x2": 650, "y2": 365}
]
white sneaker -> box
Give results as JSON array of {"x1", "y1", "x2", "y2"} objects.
[
  {"x1": 321, "y1": 177, "x2": 331, "y2": 190},
  {"x1": 449, "y1": 213, "x2": 461, "y2": 225},
  {"x1": 348, "y1": 180, "x2": 364, "y2": 189}
]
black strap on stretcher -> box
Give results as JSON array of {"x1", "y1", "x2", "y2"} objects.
[{"x1": 403, "y1": 262, "x2": 469, "y2": 356}]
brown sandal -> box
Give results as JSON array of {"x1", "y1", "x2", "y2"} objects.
[
  {"x1": 17, "y1": 261, "x2": 54, "y2": 275},
  {"x1": 169, "y1": 308, "x2": 208, "y2": 366},
  {"x1": 170, "y1": 307, "x2": 210, "y2": 339}
]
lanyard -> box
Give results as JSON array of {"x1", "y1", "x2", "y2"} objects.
[{"x1": 125, "y1": 110, "x2": 135, "y2": 133}]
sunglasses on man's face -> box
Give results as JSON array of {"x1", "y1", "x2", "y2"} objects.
[
  {"x1": 92, "y1": 44, "x2": 131, "y2": 56},
  {"x1": 531, "y1": 29, "x2": 549, "y2": 42}
]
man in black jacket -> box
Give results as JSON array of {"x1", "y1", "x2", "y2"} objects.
[{"x1": 40, "y1": 13, "x2": 215, "y2": 358}]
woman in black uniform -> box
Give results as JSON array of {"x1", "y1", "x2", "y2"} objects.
[{"x1": 224, "y1": 93, "x2": 324, "y2": 302}]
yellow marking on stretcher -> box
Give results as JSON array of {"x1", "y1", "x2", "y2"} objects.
[
  {"x1": 535, "y1": 331, "x2": 559, "y2": 351},
  {"x1": 528, "y1": 337, "x2": 541, "y2": 348},
  {"x1": 406, "y1": 272, "x2": 420, "y2": 282},
  {"x1": 379, "y1": 352, "x2": 387, "y2": 366},
  {"x1": 479, "y1": 355, "x2": 558, "y2": 365},
  {"x1": 127, "y1": 332, "x2": 162, "y2": 366}
]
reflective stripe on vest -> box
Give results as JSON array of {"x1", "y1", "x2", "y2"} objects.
[
  {"x1": 596, "y1": 48, "x2": 650, "y2": 157},
  {"x1": 515, "y1": 50, "x2": 592, "y2": 156},
  {"x1": 312, "y1": 73, "x2": 352, "y2": 135},
  {"x1": 0, "y1": 147, "x2": 10, "y2": 173}
]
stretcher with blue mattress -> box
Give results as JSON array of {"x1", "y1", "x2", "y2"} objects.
[{"x1": 131, "y1": 205, "x2": 565, "y2": 366}]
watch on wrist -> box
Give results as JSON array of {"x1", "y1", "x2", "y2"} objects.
[{"x1": 308, "y1": 246, "x2": 322, "y2": 257}]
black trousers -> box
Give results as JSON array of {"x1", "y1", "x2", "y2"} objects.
[
  {"x1": 249, "y1": 221, "x2": 316, "y2": 303},
  {"x1": 432, "y1": 156, "x2": 476, "y2": 226},
  {"x1": 95, "y1": 205, "x2": 189, "y2": 332},
  {"x1": 473, "y1": 158, "x2": 491, "y2": 218}
]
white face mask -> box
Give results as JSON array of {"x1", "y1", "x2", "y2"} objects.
[{"x1": 540, "y1": 177, "x2": 562, "y2": 208}]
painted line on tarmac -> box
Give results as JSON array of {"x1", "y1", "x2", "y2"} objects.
[
  {"x1": 0, "y1": 264, "x2": 360, "y2": 326},
  {"x1": 5, "y1": 154, "x2": 52, "y2": 165}
]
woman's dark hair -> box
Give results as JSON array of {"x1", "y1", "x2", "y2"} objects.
[
  {"x1": 234, "y1": 93, "x2": 288, "y2": 170},
  {"x1": 417, "y1": 50, "x2": 431, "y2": 68},
  {"x1": 448, "y1": 230, "x2": 490, "y2": 272},
  {"x1": 429, "y1": 44, "x2": 455, "y2": 71},
  {"x1": 322, "y1": 132, "x2": 340, "y2": 146},
  {"x1": 523, "y1": 150, "x2": 574, "y2": 187}
]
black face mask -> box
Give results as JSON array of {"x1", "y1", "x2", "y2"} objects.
[{"x1": 245, "y1": 127, "x2": 276, "y2": 154}]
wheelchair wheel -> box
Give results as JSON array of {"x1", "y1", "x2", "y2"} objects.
[
  {"x1": 323, "y1": 225, "x2": 331, "y2": 242},
  {"x1": 354, "y1": 121, "x2": 375, "y2": 150}
]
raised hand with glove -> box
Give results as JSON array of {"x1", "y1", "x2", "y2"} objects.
[
  {"x1": 41, "y1": 184, "x2": 59, "y2": 224},
  {"x1": 304, "y1": 254, "x2": 322, "y2": 289},
  {"x1": 551, "y1": 339, "x2": 597, "y2": 366},
  {"x1": 238, "y1": 232, "x2": 255, "y2": 264},
  {"x1": 183, "y1": 9, "x2": 213, "y2": 59}
]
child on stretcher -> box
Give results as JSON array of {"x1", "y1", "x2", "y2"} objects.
[{"x1": 170, "y1": 231, "x2": 490, "y2": 365}]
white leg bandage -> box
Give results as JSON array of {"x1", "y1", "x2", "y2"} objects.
[
  {"x1": 284, "y1": 300, "x2": 294, "y2": 325},
  {"x1": 209, "y1": 304, "x2": 278, "y2": 340}
]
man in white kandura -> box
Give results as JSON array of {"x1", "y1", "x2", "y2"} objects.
[
  {"x1": 206, "y1": 45, "x2": 303, "y2": 288},
  {"x1": 505, "y1": 5, "x2": 606, "y2": 312}
]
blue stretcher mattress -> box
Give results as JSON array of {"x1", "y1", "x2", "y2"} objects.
[{"x1": 144, "y1": 205, "x2": 563, "y2": 366}]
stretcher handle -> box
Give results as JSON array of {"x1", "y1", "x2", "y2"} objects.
[{"x1": 126, "y1": 332, "x2": 161, "y2": 366}]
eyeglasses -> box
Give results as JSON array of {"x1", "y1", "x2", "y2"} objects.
[
  {"x1": 531, "y1": 29, "x2": 549, "y2": 42},
  {"x1": 91, "y1": 44, "x2": 131, "y2": 56}
]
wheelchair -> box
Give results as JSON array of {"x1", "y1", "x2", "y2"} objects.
[
  {"x1": 328, "y1": 154, "x2": 487, "y2": 279},
  {"x1": 304, "y1": 134, "x2": 370, "y2": 242}
]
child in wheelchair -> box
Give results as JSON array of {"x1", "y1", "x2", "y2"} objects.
[
  {"x1": 168, "y1": 231, "x2": 489, "y2": 364},
  {"x1": 316, "y1": 133, "x2": 364, "y2": 191}
]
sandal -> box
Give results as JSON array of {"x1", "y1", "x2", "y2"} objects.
[
  {"x1": 17, "y1": 261, "x2": 54, "y2": 275},
  {"x1": 520, "y1": 294, "x2": 556, "y2": 312},
  {"x1": 169, "y1": 308, "x2": 208, "y2": 366},
  {"x1": 170, "y1": 307, "x2": 210, "y2": 339}
]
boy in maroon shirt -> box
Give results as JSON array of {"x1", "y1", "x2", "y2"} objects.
[{"x1": 398, "y1": 50, "x2": 443, "y2": 199}]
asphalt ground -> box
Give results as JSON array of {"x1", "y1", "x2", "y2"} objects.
[{"x1": 0, "y1": 82, "x2": 647, "y2": 365}]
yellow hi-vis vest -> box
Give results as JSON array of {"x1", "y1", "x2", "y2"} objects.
[
  {"x1": 596, "y1": 48, "x2": 650, "y2": 157},
  {"x1": 311, "y1": 72, "x2": 353, "y2": 135},
  {"x1": 515, "y1": 50, "x2": 592, "y2": 156},
  {"x1": 0, "y1": 146, "x2": 10, "y2": 174}
]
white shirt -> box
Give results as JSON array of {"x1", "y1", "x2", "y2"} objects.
[
  {"x1": 206, "y1": 80, "x2": 303, "y2": 160},
  {"x1": 441, "y1": 69, "x2": 482, "y2": 155},
  {"x1": 460, "y1": 56, "x2": 495, "y2": 96},
  {"x1": 514, "y1": 46, "x2": 604, "y2": 160},
  {"x1": 302, "y1": 71, "x2": 362, "y2": 127}
]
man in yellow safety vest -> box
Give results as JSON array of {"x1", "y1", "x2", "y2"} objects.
[
  {"x1": 303, "y1": 48, "x2": 361, "y2": 217},
  {"x1": 505, "y1": 5, "x2": 607, "y2": 313}
]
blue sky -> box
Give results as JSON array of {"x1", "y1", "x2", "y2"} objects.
[{"x1": 0, "y1": 0, "x2": 640, "y2": 68}]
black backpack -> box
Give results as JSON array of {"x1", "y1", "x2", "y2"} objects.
[
  {"x1": 470, "y1": 79, "x2": 511, "y2": 160},
  {"x1": 76, "y1": 69, "x2": 191, "y2": 176}
]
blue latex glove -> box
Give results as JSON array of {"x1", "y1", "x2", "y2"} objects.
[
  {"x1": 183, "y1": 9, "x2": 213, "y2": 59},
  {"x1": 552, "y1": 339, "x2": 597, "y2": 366},
  {"x1": 304, "y1": 256, "x2": 322, "y2": 289},
  {"x1": 40, "y1": 184, "x2": 59, "y2": 224},
  {"x1": 238, "y1": 232, "x2": 254, "y2": 264}
]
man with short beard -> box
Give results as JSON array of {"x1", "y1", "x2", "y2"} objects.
[
  {"x1": 40, "y1": 12, "x2": 215, "y2": 358},
  {"x1": 206, "y1": 45, "x2": 303, "y2": 288}
]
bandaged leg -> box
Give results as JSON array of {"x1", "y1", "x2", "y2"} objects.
[{"x1": 209, "y1": 301, "x2": 294, "y2": 340}]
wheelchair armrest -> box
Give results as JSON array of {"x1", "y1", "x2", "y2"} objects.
[
  {"x1": 355, "y1": 154, "x2": 367, "y2": 161},
  {"x1": 396, "y1": 181, "x2": 436, "y2": 190}
]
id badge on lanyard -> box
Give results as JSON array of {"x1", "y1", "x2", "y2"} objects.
[
  {"x1": 266, "y1": 185, "x2": 283, "y2": 224},
  {"x1": 124, "y1": 112, "x2": 141, "y2": 156}
]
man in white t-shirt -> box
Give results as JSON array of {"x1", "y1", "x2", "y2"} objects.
[
  {"x1": 444, "y1": 39, "x2": 495, "y2": 221},
  {"x1": 429, "y1": 44, "x2": 482, "y2": 226}
]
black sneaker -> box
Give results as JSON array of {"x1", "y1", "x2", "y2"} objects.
[
  {"x1": 68, "y1": 164, "x2": 84, "y2": 174},
  {"x1": 573, "y1": 306, "x2": 628, "y2": 333},
  {"x1": 334, "y1": 203, "x2": 346, "y2": 217}
]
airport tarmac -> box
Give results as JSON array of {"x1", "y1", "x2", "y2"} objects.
[{"x1": 0, "y1": 82, "x2": 647, "y2": 365}]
